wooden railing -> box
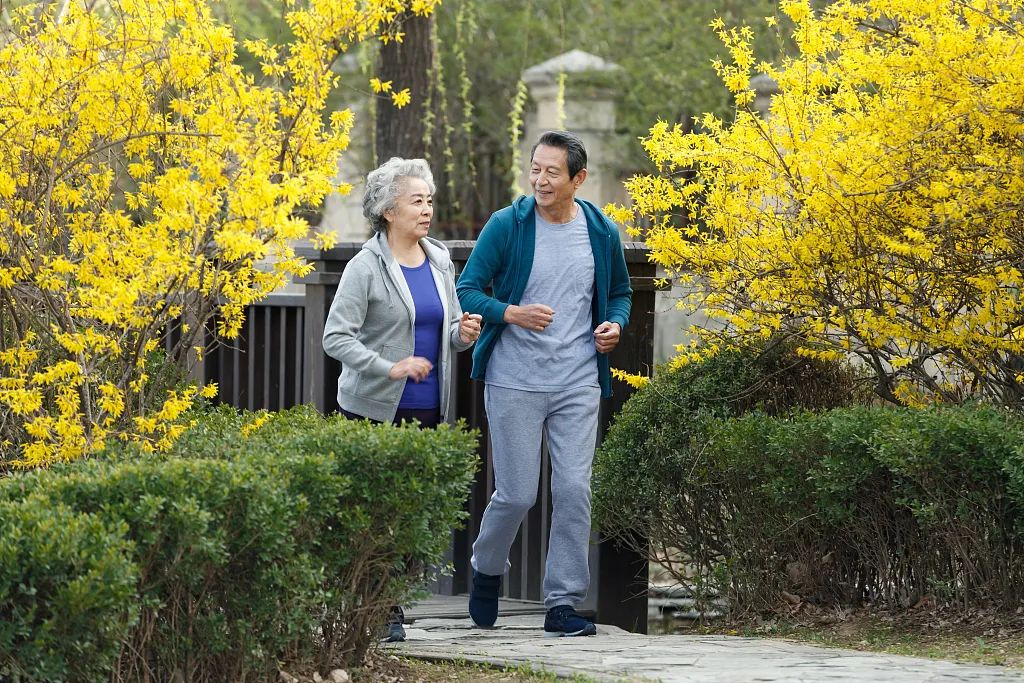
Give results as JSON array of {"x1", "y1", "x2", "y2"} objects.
[{"x1": 196, "y1": 241, "x2": 655, "y2": 633}]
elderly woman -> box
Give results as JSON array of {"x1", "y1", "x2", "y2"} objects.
[
  {"x1": 323, "y1": 157, "x2": 481, "y2": 429},
  {"x1": 322, "y1": 157, "x2": 481, "y2": 641}
]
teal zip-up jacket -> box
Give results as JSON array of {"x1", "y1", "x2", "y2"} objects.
[{"x1": 456, "y1": 195, "x2": 632, "y2": 398}]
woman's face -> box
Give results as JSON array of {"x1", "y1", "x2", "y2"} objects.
[{"x1": 384, "y1": 177, "x2": 433, "y2": 241}]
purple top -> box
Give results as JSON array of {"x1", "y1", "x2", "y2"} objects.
[{"x1": 399, "y1": 260, "x2": 443, "y2": 409}]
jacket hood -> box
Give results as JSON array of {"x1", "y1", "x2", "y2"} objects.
[
  {"x1": 420, "y1": 236, "x2": 454, "y2": 271},
  {"x1": 512, "y1": 194, "x2": 536, "y2": 224},
  {"x1": 512, "y1": 194, "x2": 617, "y2": 234},
  {"x1": 361, "y1": 231, "x2": 388, "y2": 260},
  {"x1": 360, "y1": 231, "x2": 453, "y2": 270}
]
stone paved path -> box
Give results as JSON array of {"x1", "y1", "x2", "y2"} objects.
[{"x1": 387, "y1": 614, "x2": 1024, "y2": 682}]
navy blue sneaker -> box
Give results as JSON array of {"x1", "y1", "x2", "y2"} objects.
[
  {"x1": 543, "y1": 605, "x2": 597, "y2": 638},
  {"x1": 468, "y1": 570, "x2": 501, "y2": 627},
  {"x1": 382, "y1": 605, "x2": 406, "y2": 642}
]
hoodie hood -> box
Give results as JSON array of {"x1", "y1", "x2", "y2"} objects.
[
  {"x1": 359, "y1": 232, "x2": 404, "y2": 311},
  {"x1": 360, "y1": 231, "x2": 453, "y2": 271},
  {"x1": 512, "y1": 194, "x2": 617, "y2": 235},
  {"x1": 420, "y1": 236, "x2": 455, "y2": 272},
  {"x1": 512, "y1": 194, "x2": 535, "y2": 226},
  {"x1": 359, "y1": 231, "x2": 454, "y2": 312},
  {"x1": 361, "y1": 231, "x2": 389, "y2": 261}
]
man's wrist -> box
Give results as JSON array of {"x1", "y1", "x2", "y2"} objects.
[{"x1": 503, "y1": 305, "x2": 518, "y2": 325}]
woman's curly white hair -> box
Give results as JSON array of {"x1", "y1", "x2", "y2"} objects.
[{"x1": 362, "y1": 157, "x2": 435, "y2": 234}]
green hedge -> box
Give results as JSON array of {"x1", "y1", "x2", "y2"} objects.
[
  {"x1": 0, "y1": 501, "x2": 138, "y2": 682},
  {"x1": 0, "y1": 407, "x2": 478, "y2": 682},
  {"x1": 593, "y1": 342, "x2": 863, "y2": 562},
  {"x1": 597, "y1": 379, "x2": 1024, "y2": 612}
]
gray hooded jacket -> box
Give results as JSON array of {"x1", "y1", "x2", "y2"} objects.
[{"x1": 322, "y1": 233, "x2": 472, "y2": 423}]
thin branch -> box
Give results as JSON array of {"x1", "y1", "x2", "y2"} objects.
[
  {"x1": 856, "y1": 19, "x2": 920, "y2": 48},
  {"x1": 52, "y1": 131, "x2": 216, "y2": 184}
]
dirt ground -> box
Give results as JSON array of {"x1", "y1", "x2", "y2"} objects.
[
  {"x1": 660, "y1": 604, "x2": 1024, "y2": 669},
  {"x1": 348, "y1": 654, "x2": 594, "y2": 682}
]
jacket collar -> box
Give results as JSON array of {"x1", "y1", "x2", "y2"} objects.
[{"x1": 513, "y1": 194, "x2": 536, "y2": 225}]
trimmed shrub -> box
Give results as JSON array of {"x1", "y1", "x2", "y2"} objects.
[
  {"x1": 598, "y1": 395, "x2": 1024, "y2": 613},
  {"x1": 808, "y1": 406, "x2": 1024, "y2": 608},
  {"x1": 1, "y1": 452, "x2": 323, "y2": 681},
  {"x1": 593, "y1": 341, "x2": 864, "y2": 608},
  {"x1": 166, "y1": 406, "x2": 480, "y2": 669},
  {"x1": 0, "y1": 407, "x2": 478, "y2": 680},
  {"x1": 0, "y1": 500, "x2": 138, "y2": 682}
]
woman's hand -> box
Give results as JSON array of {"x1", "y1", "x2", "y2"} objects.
[
  {"x1": 388, "y1": 356, "x2": 433, "y2": 382},
  {"x1": 459, "y1": 312, "x2": 483, "y2": 343}
]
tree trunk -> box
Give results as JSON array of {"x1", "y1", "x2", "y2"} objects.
[{"x1": 375, "y1": 11, "x2": 432, "y2": 164}]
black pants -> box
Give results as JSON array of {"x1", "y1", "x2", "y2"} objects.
[{"x1": 339, "y1": 407, "x2": 440, "y2": 429}]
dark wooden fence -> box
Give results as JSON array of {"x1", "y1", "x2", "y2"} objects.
[{"x1": 196, "y1": 241, "x2": 654, "y2": 633}]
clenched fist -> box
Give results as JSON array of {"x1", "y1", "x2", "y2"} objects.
[
  {"x1": 593, "y1": 321, "x2": 621, "y2": 354},
  {"x1": 459, "y1": 312, "x2": 483, "y2": 343},
  {"x1": 505, "y1": 303, "x2": 555, "y2": 332}
]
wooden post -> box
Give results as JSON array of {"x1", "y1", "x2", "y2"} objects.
[
  {"x1": 302, "y1": 281, "x2": 330, "y2": 413},
  {"x1": 594, "y1": 243, "x2": 655, "y2": 633},
  {"x1": 295, "y1": 245, "x2": 354, "y2": 413}
]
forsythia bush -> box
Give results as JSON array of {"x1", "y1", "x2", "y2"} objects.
[
  {"x1": 0, "y1": 0, "x2": 438, "y2": 467},
  {"x1": 611, "y1": 0, "x2": 1024, "y2": 405}
]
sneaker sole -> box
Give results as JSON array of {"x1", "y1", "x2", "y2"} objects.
[
  {"x1": 468, "y1": 593, "x2": 501, "y2": 626},
  {"x1": 543, "y1": 624, "x2": 597, "y2": 638},
  {"x1": 470, "y1": 620, "x2": 497, "y2": 629}
]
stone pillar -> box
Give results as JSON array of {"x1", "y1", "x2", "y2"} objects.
[
  {"x1": 749, "y1": 73, "x2": 780, "y2": 120},
  {"x1": 520, "y1": 50, "x2": 628, "y2": 231}
]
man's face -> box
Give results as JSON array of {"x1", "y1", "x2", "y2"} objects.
[{"x1": 529, "y1": 144, "x2": 581, "y2": 213}]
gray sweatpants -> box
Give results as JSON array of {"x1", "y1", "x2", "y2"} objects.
[{"x1": 471, "y1": 384, "x2": 602, "y2": 610}]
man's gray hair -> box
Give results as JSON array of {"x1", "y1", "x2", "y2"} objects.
[{"x1": 362, "y1": 157, "x2": 436, "y2": 233}]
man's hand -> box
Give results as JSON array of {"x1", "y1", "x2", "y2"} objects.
[
  {"x1": 459, "y1": 312, "x2": 483, "y2": 343},
  {"x1": 388, "y1": 356, "x2": 433, "y2": 382},
  {"x1": 593, "y1": 321, "x2": 621, "y2": 354},
  {"x1": 504, "y1": 303, "x2": 555, "y2": 332}
]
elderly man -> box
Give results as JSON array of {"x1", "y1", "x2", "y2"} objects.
[{"x1": 456, "y1": 130, "x2": 632, "y2": 637}]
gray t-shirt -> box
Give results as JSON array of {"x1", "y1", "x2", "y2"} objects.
[{"x1": 486, "y1": 208, "x2": 598, "y2": 392}]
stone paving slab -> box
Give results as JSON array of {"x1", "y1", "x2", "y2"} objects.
[
  {"x1": 405, "y1": 594, "x2": 547, "y2": 621},
  {"x1": 386, "y1": 615, "x2": 1024, "y2": 682}
]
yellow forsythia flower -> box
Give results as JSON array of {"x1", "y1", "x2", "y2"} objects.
[
  {"x1": 0, "y1": 0, "x2": 439, "y2": 467},
  {"x1": 391, "y1": 88, "x2": 412, "y2": 109},
  {"x1": 610, "y1": 368, "x2": 650, "y2": 389},
  {"x1": 622, "y1": 0, "x2": 1024, "y2": 405}
]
